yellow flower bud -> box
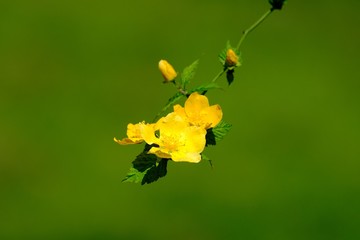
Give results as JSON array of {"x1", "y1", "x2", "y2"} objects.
[
  {"x1": 225, "y1": 49, "x2": 239, "y2": 67},
  {"x1": 159, "y1": 60, "x2": 177, "y2": 82}
]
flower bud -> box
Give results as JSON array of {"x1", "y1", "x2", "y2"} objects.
[
  {"x1": 269, "y1": 0, "x2": 287, "y2": 10},
  {"x1": 225, "y1": 49, "x2": 239, "y2": 67},
  {"x1": 159, "y1": 60, "x2": 177, "y2": 83}
]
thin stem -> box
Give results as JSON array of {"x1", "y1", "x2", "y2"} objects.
[
  {"x1": 152, "y1": 103, "x2": 173, "y2": 122},
  {"x1": 212, "y1": 69, "x2": 227, "y2": 83},
  {"x1": 172, "y1": 80, "x2": 187, "y2": 95},
  {"x1": 152, "y1": 93, "x2": 185, "y2": 122},
  {"x1": 236, "y1": 8, "x2": 274, "y2": 51},
  {"x1": 153, "y1": 8, "x2": 275, "y2": 121},
  {"x1": 200, "y1": 69, "x2": 226, "y2": 95}
]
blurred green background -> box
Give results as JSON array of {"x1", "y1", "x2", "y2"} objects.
[{"x1": 1, "y1": 0, "x2": 360, "y2": 239}]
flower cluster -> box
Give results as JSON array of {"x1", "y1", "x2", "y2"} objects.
[
  {"x1": 115, "y1": 92, "x2": 222, "y2": 163},
  {"x1": 114, "y1": 2, "x2": 286, "y2": 184}
]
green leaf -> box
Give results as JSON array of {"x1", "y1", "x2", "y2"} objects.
[
  {"x1": 201, "y1": 153, "x2": 213, "y2": 169},
  {"x1": 132, "y1": 151, "x2": 158, "y2": 172},
  {"x1": 122, "y1": 148, "x2": 169, "y2": 185},
  {"x1": 205, "y1": 129, "x2": 216, "y2": 146},
  {"x1": 189, "y1": 82, "x2": 221, "y2": 94},
  {"x1": 141, "y1": 159, "x2": 168, "y2": 185},
  {"x1": 218, "y1": 41, "x2": 232, "y2": 65},
  {"x1": 122, "y1": 168, "x2": 147, "y2": 184},
  {"x1": 213, "y1": 121, "x2": 232, "y2": 142},
  {"x1": 206, "y1": 121, "x2": 232, "y2": 146},
  {"x1": 122, "y1": 150, "x2": 157, "y2": 183},
  {"x1": 180, "y1": 60, "x2": 199, "y2": 89},
  {"x1": 226, "y1": 69, "x2": 235, "y2": 85}
]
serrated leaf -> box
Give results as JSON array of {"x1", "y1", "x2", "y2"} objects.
[
  {"x1": 189, "y1": 82, "x2": 221, "y2": 94},
  {"x1": 122, "y1": 148, "x2": 169, "y2": 185},
  {"x1": 218, "y1": 41, "x2": 231, "y2": 65},
  {"x1": 213, "y1": 121, "x2": 232, "y2": 142},
  {"x1": 206, "y1": 121, "x2": 232, "y2": 146},
  {"x1": 122, "y1": 167, "x2": 148, "y2": 184},
  {"x1": 180, "y1": 60, "x2": 199, "y2": 89},
  {"x1": 219, "y1": 50, "x2": 227, "y2": 66},
  {"x1": 132, "y1": 151, "x2": 158, "y2": 172},
  {"x1": 141, "y1": 159, "x2": 168, "y2": 185},
  {"x1": 122, "y1": 150, "x2": 157, "y2": 183}
]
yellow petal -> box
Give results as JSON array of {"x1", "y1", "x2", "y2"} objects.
[
  {"x1": 182, "y1": 126, "x2": 206, "y2": 153},
  {"x1": 185, "y1": 92, "x2": 210, "y2": 116},
  {"x1": 115, "y1": 121, "x2": 157, "y2": 146},
  {"x1": 183, "y1": 92, "x2": 223, "y2": 129},
  {"x1": 204, "y1": 104, "x2": 223, "y2": 128},
  {"x1": 156, "y1": 112, "x2": 188, "y2": 132},
  {"x1": 173, "y1": 104, "x2": 187, "y2": 119},
  {"x1": 171, "y1": 151, "x2": 202, "y2": 163},
  {"x1": 172, "y1": 126, "x2": 206, "y2": 163},
  {"x1": 141, "y1": 123, "x2": 158, "y2": 145},
  {"x1": 148, "y1": 147, "x2": 171, "y2": 159},
  {"x1": 225, "y1": 49, "x2": 239, "y2": 66},
  {"x1": 113, "y1": 137, "x2": 143, "y2": 145},
  {"x1": 126, "y1": 123, "x2": 144, "y2": 142}
]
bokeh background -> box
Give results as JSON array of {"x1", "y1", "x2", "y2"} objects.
[{"x1": 1, "y1": 0, "x2": 360, "y2": 239}]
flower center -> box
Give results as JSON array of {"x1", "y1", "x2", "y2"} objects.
[{"x1": 161, "y1": 132, "x2": 185, "y2": 153}]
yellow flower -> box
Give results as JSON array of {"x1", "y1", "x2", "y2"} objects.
[
  {"x1": 173, "y1": 92, "x2": 223, "y2": 129},
  {"x1": 145, "y1": 112, "x2": 206, "y2": 163},
  {"x1": 115, "y1": 93, "x2": 222, "y2": 163},
  {"x1": 159, "y1": 59, "x2": 177, "y2": 82},
  {"x1": 225, "y1": 49, "x2": 239, "y2": 67},
  {"x1": 114, "y1": 121, "x2": 155, "y2": 145}
]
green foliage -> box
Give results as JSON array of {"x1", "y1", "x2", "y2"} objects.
[
  {"x1": 122, "y1": 167, "x2": 148, "y2": 184},
  {"x1": 132, "y1": 150, "x2": 157, "y2": 172},
  {"x1": 218, "y1": 41, "x2": 232, "y2": 66},
  {"x1": 218, "y1": 42, "x2": 241, "y2": 85},
  {"x1": 212, "y1": 121, "x2": 232, "y2": 142},
  {"x1": 205, "y1": 129, "x2": 216, "y2": 146},
  {"x1": 206, "y1": 121, "x2": 232, "y2": 146},
  {"x1": 269, "y1": 0, "x2": 287, "y2": 10},
  {"x1": 226, "y1": 69, "x2": 234, "y2": 85},
  {"x1": 189, "y1": 82, "x2": 221, "y2": 94},
  {"x1": 153, "y1": 92, "x2": 184, "y2": 121},
  {"x1": 141, "y1": 159, "x2": 168, "y2": 185},
  {"x1": 122, "y1": 149, "x2": 168, "y2": 185},
  {"x1": 201, "y1": 153, "x2": 213, "y2": 169},
  {"x1": 180, "y1": 60, "x2": 199, "y2": 89},
  {"x1": 167, "y1": 92, "x2": 183, "y2": 106},
  {"x1": 122, "y1": 151, "x2": 157, "y2": 183}
]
